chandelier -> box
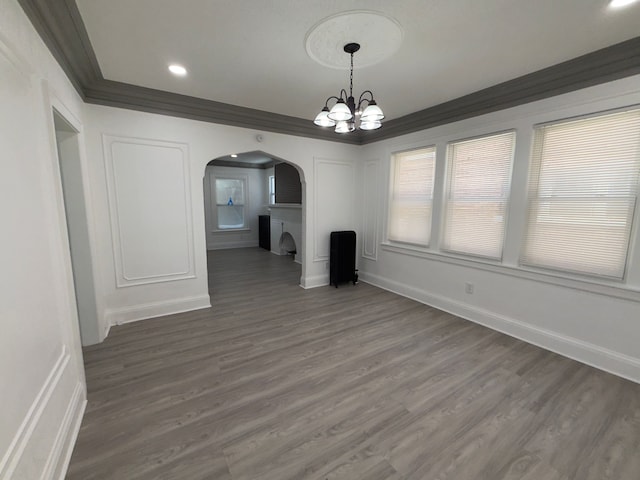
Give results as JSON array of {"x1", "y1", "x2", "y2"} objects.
[{"x1": 313, "y1": 43, "x2": 384, "y2": 133}]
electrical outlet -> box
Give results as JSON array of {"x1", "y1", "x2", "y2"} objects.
[{"x1": 465, "y1": 282, "x2": 474, "y2": 294}]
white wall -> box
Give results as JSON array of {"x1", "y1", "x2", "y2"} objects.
[
  {"x1": 359, "y1": 75, "x2": 640, "y2": 383},
  {"x1": 204, "y1": 165, "x2": 268, "y2": 250},
  {"x1": 82, "y1": 103, "x2": 361, "y2": 327},
  {"x1": 0, "y1": 0, "x2": 88, "y2": 477}
]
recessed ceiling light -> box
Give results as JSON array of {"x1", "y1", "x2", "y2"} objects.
[
  {"x1": 168, "y1": 64, "x2": 187, "y2": 76},
  {"x1": 609, "y1": 0, "x2": 638, "y2": 8},
  {"x1": 230, "y1": 154, "x2": 238, "y2": 158}
]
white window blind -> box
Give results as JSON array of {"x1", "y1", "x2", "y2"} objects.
[
  {"x1": 388, "y1": 147, "x2": 436, "y2": 246},
  {"x1": 442, "y1": 131, "x2": 515, "y2": 259},
  {"x1": 216, "y1": 178, "x2": 246, "y2": 229},
  {"x1": 521, "y1": 109, "x2": 640, "y2": 279}
]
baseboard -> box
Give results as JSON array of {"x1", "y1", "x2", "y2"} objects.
[
  {"x1": 207, "y1": 240, "x2": 258, "y2": 250},
  {"x1": 360, "y1": 271, "x2": 640, "y2": 384},
  {"x1": 269, "y1": 249, "x2": 300, "y2": 263},
  {"x1": 102, "y1": 322, "x2": 111, "y2": 342},
  {"x1": 301, "y1": 273, "x2": 329, "y2": 289},
  {"x1": 0, "y1": 346, "x2": 87, "y2": 479},
  {"x1": 46, "y1": 382, "x2": 86, "y2": 480},
  {"x1": 105, "y1": 294, "x2": 212, "y2": 327}
]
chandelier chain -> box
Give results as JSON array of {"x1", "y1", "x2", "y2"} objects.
[{"x1": 349, "y1": 52, "x2": 354, "y2": 98}]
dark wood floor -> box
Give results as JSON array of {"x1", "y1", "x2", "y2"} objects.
[{"x1": 66, "y1": 248, "x2": 640, "y2": 479}]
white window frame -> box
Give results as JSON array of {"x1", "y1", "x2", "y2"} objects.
[
  {"x1": 520, "y1": 107, "x2": 640, "y2": 280},
  {"x1": 387, "y1": 146, "x2": 437, "y2": 247},
  {"x1": 210, "y1": 174, "x2": 249, "y2": 231},
  {"x1": 441, "y1": 130, "x2": 516, "y2": 260}
]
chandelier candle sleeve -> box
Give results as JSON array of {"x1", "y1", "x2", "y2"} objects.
[{"x1": 314, "y1": 43, "x2": 384, "y2": 133}]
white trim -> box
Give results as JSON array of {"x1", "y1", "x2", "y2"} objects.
[
  {"x1": 103, "y1": 322, "x2": 112, "y2": 341},
  {"x1": 0, "y1": 347, "x2": 70, "y2": 478},
  {"x1": 48, "y1": 87, "x2": 105, "y2": 346},
  {"x1": 209, "y1": 171, "x2": 250, "y2": 231},
  {"x1": 313, "y1": 157, "x2": 356, "y2": 261},
  {"x1": 360, "y1": 271, "x2": 640, "y2": 384},
  {"x1": 103, "y1": 134, "x2": 196, "y2": 288},
  {"x1": 105, "y1": 294, "x2": 211, "y2": 326},
  {"x1": 362, "y1": 159, "x2": 380, "y2": 261},
  {"x1": 301, "y1": 273, "x2": 330, "y2": 289},
  {"x1": 43, "y1": 382, "x2": 86, "y2": 480}
]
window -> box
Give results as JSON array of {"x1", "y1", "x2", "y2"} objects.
[
  {"x1": 388, "y1": 147, "x2": 436, "y2": 246},
  {"x1": 442, "y1": 131, "x2": 515, "y2": 259},
  {"x1": 521, "y1": 109, "x2": 640, "y2": 279},
  {"x1": 215, "y1": 177, "x2": 246, "y2": 229},
  {"x1": 269, "y1": 175, "x2": 276, "y2": 204}
]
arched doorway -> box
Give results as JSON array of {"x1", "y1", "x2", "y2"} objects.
[{"x1": 201, "y1": 150, "x2": 306, "y2": 290}]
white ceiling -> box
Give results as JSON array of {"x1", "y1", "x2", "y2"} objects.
[{"x1": 75, "y1": 0, "x2": 640, "y2": 122}]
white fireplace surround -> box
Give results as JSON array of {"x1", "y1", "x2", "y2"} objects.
[{"x1": 269, "y1": 205, "x2": 302, "y2": 264}]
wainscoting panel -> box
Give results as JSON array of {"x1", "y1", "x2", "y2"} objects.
[
  {"x1": 0, "y1": 347, "x2": 86, "y2": 480},
  {"x1": 103, "y1": 135, "x2": 195, "y2": 287},
  {"x1": 313, "y1": 158, "x2": 355, "y2": 262},
  {"x1": 362, "y1": 159, "x2": 380, "y2": 261}
]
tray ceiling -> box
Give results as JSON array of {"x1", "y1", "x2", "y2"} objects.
[{"x1": 74, "y1": 0, "x2": 640, "y2": 122}]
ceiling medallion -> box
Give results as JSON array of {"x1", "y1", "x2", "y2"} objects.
[{"x1": 305, "y1": 10, "x2": 403, "y2": 69}]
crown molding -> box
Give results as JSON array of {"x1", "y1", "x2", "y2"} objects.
[
  {"x1": 363, "y1": 36, "x2": 640, "y2": 144},
  {"x1": 17, "y1": 0, "x2": 640, "y2": 146},
  {"x1": 17, "y1": 0, "x2": 102, "y2": 98},
  {"x1": 82, "y1": 79, "x2": 361, "y2": 144}
]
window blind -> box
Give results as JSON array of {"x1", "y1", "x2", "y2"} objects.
[
  {"x1": 216, "y1": 178, "x2": 245, "y2": 229},
  {"x1": 215, "y1": 178, "x2": 245, "y2": 206},
  {"x1": 388, "y1": 147, "x2": 436, "y2": 246},
  {"x1": 521, "y1": 109, "x2": 640, "y2": 279},
  {"x1": 442, "y1": 131, "x2": 515, "y2": 259}
]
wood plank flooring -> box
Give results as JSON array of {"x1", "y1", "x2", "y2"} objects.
[{"x1": 66, "y1": 247, "x2": 640, "y2": 479}]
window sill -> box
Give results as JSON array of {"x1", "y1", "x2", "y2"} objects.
[
  {"x1": 212, "y1": 228, "x2": 250, "y2": 233},
  {"x1": 380, "y1": 242, "x2": 640, "y2": 303},
  {"x1": 268, "y1": 204, "x2": 302, "y2": 209}
]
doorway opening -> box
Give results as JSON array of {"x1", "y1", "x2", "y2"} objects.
[
  {"x1": 53, "y1": 110, "x2": 100, "y2": 346},
  {"x1": 202, "y1": 150, "x2": 306, "y2": 291}
]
